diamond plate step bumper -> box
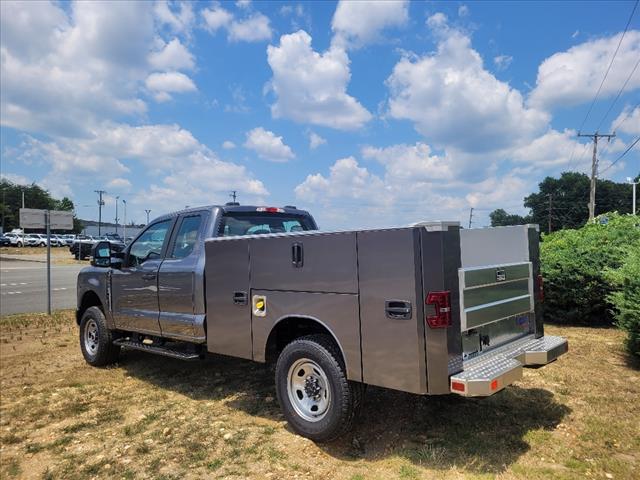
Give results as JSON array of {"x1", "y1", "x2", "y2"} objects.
[{"x1": 450, "y1": 335, "x2": 568, "y2": 397}]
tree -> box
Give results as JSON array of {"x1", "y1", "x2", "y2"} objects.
[
  {"x1": 488, "y1": 172, "x2": 637, "y2": 234},
  {"x1": 0, "y1": 179, "x2": 82, "y2": 233},
  {"x1": 489, "y1": 209, "x2": 532, "y2": 227}
]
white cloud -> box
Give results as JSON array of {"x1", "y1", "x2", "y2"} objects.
[
  {"x1": 149, "y1": 38, "x2": 194, "y2": 70},
  {"x1": 572, "y1": 30, "x2": 580, "y2": 39},
  {"x1": 0, "y1": 173, "x2": 30, "y2": 185},
  {"x1": 362, "y1": 142, "x2": 453, "y2": 181},
  {"x1": 244, "y1": 127, "x2": 295, "y2": 162},
  {"x1": 222, "y1": 140, "x2": 236, "y2": 149},
  {"x1": 0, "y1": 1, "x2": 156, "y2": 136},
  {"x1": 331, "y1": 0, "x2": 409, "y2": 49},
  {"x1": 529, "y1": 30, "x2": 640, "y2": 109},
  {"x1": 510, "y1": 129, "x2": 586, "y2": 167},
  {"x1": 154, "y1": 1, "x2": 195, "y2": 36},
  {"x1": 611, "y1": 105, "x2": 640, "y2": 136},
  {"x1": 267, "y1": 30, "x2": 372, "y2": 130},
  {"x1": 236, "y1": 0, "x2": 252, "y2": 9},
  {"x1": 107, "y1": 178, "x2": 133, "y2": 190},
  {"x1": 458, "y1": 5, "x2": 470, "y2": 17},
  {"x1": 228, "y1": 13, "x2": 272, "y2": 42},
  {"x1": 386, "y1": 14, "x2": 549, "y2": 153},
  {"x1": 202, "y1": 4, "x2": 272, "y2": 42},
  {"x1": 494, "y1": 54, "x2": 513, "y2": 71},
  {"x1": 145, "y1": 71, "x2": 197, "y2": 101},
  {"x1": 295, "y1": 157, "x2": 390, "y2": 205},
  {"x1": 202, "y1": 4, "x2": 233, "y2": 32},
  {"x1": 308, "y1": 131, "x2": 327, "y2": 149}
]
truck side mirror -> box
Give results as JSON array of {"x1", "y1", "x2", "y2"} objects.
[{"x1": 91, "y1": 241, "x2": 112, "y2": 268}]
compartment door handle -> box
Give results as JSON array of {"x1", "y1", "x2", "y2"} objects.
[
  {"x1": 291, "y1": 243, "x2": 303, "y2": 268},
  {"x1": 385, "y1": 300, "x2": 412, "y2": 320}
]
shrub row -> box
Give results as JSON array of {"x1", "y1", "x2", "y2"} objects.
[{"x1": 540, "y1": 212, "x2": 640, "y2": 357}]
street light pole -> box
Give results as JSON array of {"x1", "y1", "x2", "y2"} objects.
[
  {"x1": 122, "y1": 199, "x2": 127, "y2": 240},
  {"x1": 115, "y1": 196, "x2": 120, "y2": 236},
  {"x1": 628, "y1": 177, "x2": 638, "y2": 216},
  {"x1": 145, "y1": 209, "x2": 151, "y2": 224}
]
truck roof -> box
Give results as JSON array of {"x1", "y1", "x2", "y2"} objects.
[{"x1": 152, "y1": 204, "x2": 313, "y2": 223}]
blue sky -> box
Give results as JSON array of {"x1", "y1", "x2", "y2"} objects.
[{"x1": 1, "y1": 0, "x2": 638, "y2": 228}]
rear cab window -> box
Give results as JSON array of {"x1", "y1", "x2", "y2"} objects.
[{"x1": 219, "y1": 211, "x2": 316, "y2": 237}]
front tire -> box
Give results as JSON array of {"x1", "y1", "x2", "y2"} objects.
[
  {"x1": 17, "y1": 241, "x2": 23, "y2": 247},
  {"x1": 275, "y1": 334, "x2": 363, "y2": 442},
  {"x1": 79, "y1": 306, "x2": 120, "y2": 366}
]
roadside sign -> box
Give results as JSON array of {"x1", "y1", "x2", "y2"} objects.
[
  {"x1": 50, "y1": 211, "x2": 74, "y2": 230},
  {"x1": 19, "y1": 208, "x2": 46, "y2": 229},
  {"x1": 18, "y1": 208, "x2": 74, "y2": 315},
  {"x1": 19, "y1": 208, "x2": 74, "y2": 230}
]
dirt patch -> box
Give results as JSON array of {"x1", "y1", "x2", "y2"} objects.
[
  {"x1": 1, "y1": 311, "x2": 638, "y2": 479},
  {"x1": 0, "y1": 247, "x2": 84, "y2": 265}
]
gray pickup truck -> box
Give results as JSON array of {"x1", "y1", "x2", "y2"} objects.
[{"x1": 77, "y1": 204, "x2": 567, "y2": 441}]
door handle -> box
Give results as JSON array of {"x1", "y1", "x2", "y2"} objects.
[
  {"x1": 141, "y1": 273, "x2": 156, "y2": 281},
  {"x1": 385, "y1": 300, "x2": 412, "y2": 320},
  {"x1": 291, "y1": 242, "x2": 303, "y2": 268},
  {"x1": 233, "y1": 291, "x2": 248, "y2": 306}
]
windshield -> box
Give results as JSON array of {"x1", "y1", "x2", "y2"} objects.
[{"x1": 219, "y1": 212, "x2": 316, "y2": 237}]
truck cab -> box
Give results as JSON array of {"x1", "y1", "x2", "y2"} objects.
[{"x1": 77, "y1": 204, "x2": 317, "y2": 343}]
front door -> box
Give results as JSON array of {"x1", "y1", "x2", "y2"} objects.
[
  {"x1": 111, "y1": 218, "x2": 174, "y2": 334},
  {"x1": 157, "y1": 212, "x2": 207, "y2": 340}
]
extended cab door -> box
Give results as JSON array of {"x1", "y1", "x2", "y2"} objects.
[
  {"x1": 157, "y1": 211, "x2": 209, "y2": 341},
  {"x1": 111, "y1": 218, "x2": 174, "y2": 334}
]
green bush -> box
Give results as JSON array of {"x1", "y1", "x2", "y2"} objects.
[
  {"x1": 540, "y1": 213, "x2": 640, "y2": 327},
  {"x1": 605, "y1": 248, "x2": 640, "y2": 357}
]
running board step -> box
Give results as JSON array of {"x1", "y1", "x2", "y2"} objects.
[
  {"x1": 450, "y1": 335, "x2": 568, "y2": 397},
  {"x1": 113, "y1": 339, "x2": 202, "y2": 361}
]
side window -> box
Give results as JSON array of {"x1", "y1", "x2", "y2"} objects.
[
  {"x1": 170, "y1": 215, "x2": 202, "y2": 259},
  {"x1": 128, "y1": 220, "x2": 172, "y2": 266}
]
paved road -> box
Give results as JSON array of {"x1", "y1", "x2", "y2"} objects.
[{"x1": 0, "y1": 259, "x2": 84, "y2": 316}]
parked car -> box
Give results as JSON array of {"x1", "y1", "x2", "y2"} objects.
[
  {"x1": 70, "y1": 236, "x2": 95, "y2": 259},
  {"x1": 77, "y1": 204, "x2": 567, "y2": 442},
  {"x1": 24, "y1": 234, "x2": 43, "y2": 246},
  {"x1": 60, "y1": 234, "x2": 76, "y2": 247},
  {"x1": 3, "y1": 232, "x2": 24, "y2": 247},
  {"x1": 0, "y1": 235, "x2": 12, "y2": 247}
]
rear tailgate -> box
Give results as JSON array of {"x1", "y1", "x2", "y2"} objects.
[{"x1": 451, "y1": 225, "x2": 567, "y2": 396}]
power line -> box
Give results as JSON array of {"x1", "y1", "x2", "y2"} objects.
[
  {"x1": 576, "y1": 0, "x2": 638, "y2": 134},
  {"x1": 596, "y1": 55, "x2": 640, "y2": 131},
  {"x1": 600, "y1": 136, "x2": 640, "y2": 174}
]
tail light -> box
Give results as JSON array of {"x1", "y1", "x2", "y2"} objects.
[
  {"x1": 537, "y1": 274, "x2": 544, "y2": 303},
  {"x1": 256, "y1": 207, "x2": 284, "y2": 213},
  {"x1": 426, "y1": 291, "x2": 451, "y2": 328}
]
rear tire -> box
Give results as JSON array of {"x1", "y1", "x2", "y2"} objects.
[
  {"x1": 79, "y1": 306, "x2": 120, "y2": 366},
  {"x1": 275, "y1": 334, "x2": 364, "y2": 442},
  {"x1": 17, "y1": 242, "x2": 23, "y2": 247}
]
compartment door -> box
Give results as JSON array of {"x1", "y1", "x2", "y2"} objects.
[
  {"x1": 250, "y1": 232, "x2": 357, "y2": 294},
  {"x1": 358, "y1": 229, "x2": 427, "y2": 394},
  {"x1": 205, "y1": 239, "x2": 252, "y2": 359}
]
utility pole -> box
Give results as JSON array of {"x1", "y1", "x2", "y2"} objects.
[
  {"x1": 94, "y1": 190, "x2": 106, "y2": 236},
  {"x1": 115, "y1": 196, "x2": 120, "y2": 236},
  {"x1": 145, "y1": 209, "x2": 151, "y2": 224},
  {"x1": 629, "y1": 177, "x2": 638, "y2": 215},
  {"x1": 468, "y1": 207, "x2": 474, "y2": 229},
  {"x1": 21, "y1": 189, "x2": 25, "y2": 208},
  {"x1": 547, "y1": 193, "x2": 553, "y2": 233},
  {"x1": 578, "y1": 132, "x2": 615, "y2": 221},
  {"x1": 229, "y1": 190, "x2": 238, "y2": 203}
]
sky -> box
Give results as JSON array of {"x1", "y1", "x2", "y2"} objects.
[{"x1": 1, "y1": 0, "x2": 639, "y2": 229}]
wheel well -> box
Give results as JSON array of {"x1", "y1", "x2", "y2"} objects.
[
  {"x1": 264, "y1": 317, "x2": 344, "y2": 365},
  {"x1": 76, "y1": 291, "x2": 103, "y2": 325}
]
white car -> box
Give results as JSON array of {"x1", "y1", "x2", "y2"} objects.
[{"x1": 3, "y1": 232, "x2": 25, "y2": 247}]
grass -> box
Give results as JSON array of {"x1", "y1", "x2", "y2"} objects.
[
  {"x1": 0, "y1": 309, "x2": 638, "y2": 479},
  {"x1": 0, "y1": 246, "x2": 84, "y2": 265}
]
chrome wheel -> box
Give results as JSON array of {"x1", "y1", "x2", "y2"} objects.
[
  {"x1": 287, "y1": 358, "x2": 331, "y2": 422},
  {"x1": 84, "y1": 319, "x2": 99, "y2": 356}
]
